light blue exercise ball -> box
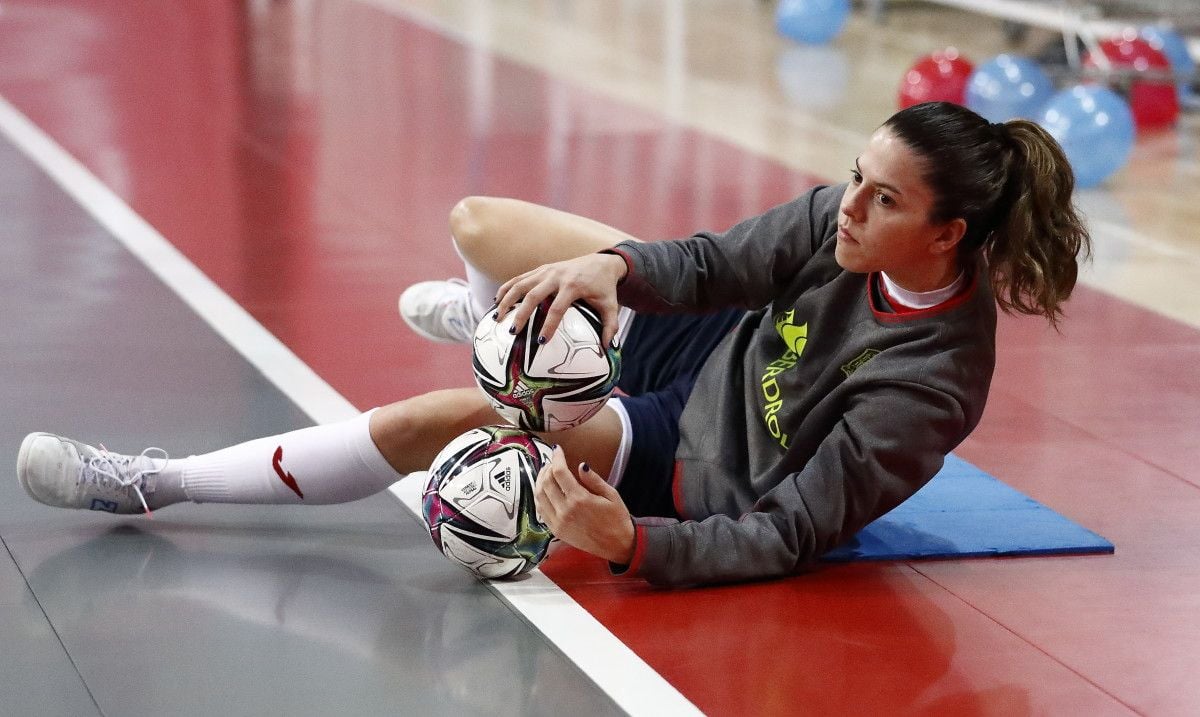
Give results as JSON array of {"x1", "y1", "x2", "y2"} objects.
[
  {"x1": 1039, "y1": 85, "x2": 1135, "y2": 189},
  {"x1": 775, "y1": 0, "x2": 850, "y2": 45},
  {"x1": 965, "y1": 54, "x2": 1055, "y2": 121},
  {"x1": 1140, "y1": 25, "x2": 1196, "y2": 101}
]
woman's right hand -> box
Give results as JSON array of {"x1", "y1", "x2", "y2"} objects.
[{"x1": 494, "y1": 252, "x2": 628, "y2": 347}]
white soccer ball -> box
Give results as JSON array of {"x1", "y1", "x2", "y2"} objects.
[
  {"x1": 472, "y1": 300, "x2": 621, "y2": 432},
  {"x1": 422, "y1": 426, "x2": 554, "y2": 579}
]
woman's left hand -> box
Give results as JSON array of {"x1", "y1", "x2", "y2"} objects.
[
  {"x1": 534, "y1": 447, "x2": 635, "y2": 565},
  {"x1": 494, "y1": 253, "x2": 628, "y2": 348}
]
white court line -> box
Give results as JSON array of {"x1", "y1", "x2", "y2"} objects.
[{"x1": 0, "y1": 93, "x2": 702, "y2": 717}]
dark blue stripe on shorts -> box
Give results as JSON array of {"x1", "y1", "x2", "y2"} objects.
[{"x1": 614, "y1": 308, "x2": 744, "y2": 518}]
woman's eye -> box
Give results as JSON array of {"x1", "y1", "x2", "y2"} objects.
[
  {"x1": 850, "y1": 170, "x2": 862, "y2": 183},
  {"x1": 876, "y1": 191, "x2": 893, "y2": 207}
]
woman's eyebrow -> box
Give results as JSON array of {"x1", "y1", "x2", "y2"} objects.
[{"x1": 855, "y1": 158, "x2": 904, "y2": 196}]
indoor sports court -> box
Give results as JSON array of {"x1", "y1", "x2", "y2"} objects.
[{"x1": 1, "y1": 0, "x2": 1198, "y2": 714}]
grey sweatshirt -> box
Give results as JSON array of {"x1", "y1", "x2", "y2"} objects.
[{"x1": 609, "y1": 184, "x2": 997, "y2": 587}]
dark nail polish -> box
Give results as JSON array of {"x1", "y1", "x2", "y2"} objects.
[
  {"x1": 508, "y1": 326, "x2": 516, "y2": 334},
  {"x1": 537, "y1": 335, "x2": 547, "y2": 345},
  {"x1": 492, "y1": 311, "x2": 498, "y2": 320},
  {"x1": 581, "y1": 462, "x2": 591, "y2": 473},
  {"x1": 609, "y1": 338, "x2": 619, "y2": 349}
]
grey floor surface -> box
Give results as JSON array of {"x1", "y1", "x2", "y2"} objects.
[{"x1": 0, "y1": 136, "x2": 622, "y2": 716}]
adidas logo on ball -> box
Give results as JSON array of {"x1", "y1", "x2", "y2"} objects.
[
  {"x1": 495, "y1": 466, "x2": 512, "y2": 492},
  {"x1": 511, "y1": 380, "x2": 536, "y2": 407}
]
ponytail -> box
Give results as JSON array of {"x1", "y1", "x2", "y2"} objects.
[{"x1": 986, "y1": 120, "x2": 1091, "y2": 327}]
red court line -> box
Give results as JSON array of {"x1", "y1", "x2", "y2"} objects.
[{"x1": 3, "y1": 1, "x2": 1197, "y2": 713}]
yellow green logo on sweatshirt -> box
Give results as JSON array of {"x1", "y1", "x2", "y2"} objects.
[
  {"x1": 841, "y1": 349, "x2": 880, "y2": 378},
  {"x1": 760, "y1": 311, "x2": 808, "y2": 449}
]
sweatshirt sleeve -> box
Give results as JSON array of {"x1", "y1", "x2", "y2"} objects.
[
  {"x1": 620, "y1": 379, "x2": 969, "y2": 587},
  {"x1": 609, "y1": 184, "x2": 843, "y2": 313}
]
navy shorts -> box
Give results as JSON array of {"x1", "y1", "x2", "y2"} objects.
[{"x1": 614, "y1": 308, "x2": 744, "y2": 518}]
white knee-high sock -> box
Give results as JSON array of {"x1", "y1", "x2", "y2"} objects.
[
  {"x1": 454, "y1": 238, "x2": 498, "y2": 322},
  {"x1": 154, "y1": 410, "x2": 403, "y2": 506}
]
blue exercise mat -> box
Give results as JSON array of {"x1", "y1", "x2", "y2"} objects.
[{"x1": 823, "y1": 455, "x2": 1114, "y2": 562}]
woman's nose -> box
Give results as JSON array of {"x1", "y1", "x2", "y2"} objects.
[{"x1": 840, "y1": 192, "x2": 862, "y2": 222}]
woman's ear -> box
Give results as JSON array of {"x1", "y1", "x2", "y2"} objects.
[{"x1": 931, "y1": 218, "x2": 967, "y2": 256}]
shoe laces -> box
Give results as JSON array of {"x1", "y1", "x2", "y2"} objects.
[
  {"x1": 439, "y1": 277, "x2": 473, "y2": 311},
  {"x1": 80, "y1": 445, "x2": 169, "y2": 517},
  {"x1": 430, "y1": 278, "x2": 477, "y2": 339}
]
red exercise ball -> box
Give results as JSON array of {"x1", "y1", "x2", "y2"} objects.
[
  {"x1": 1084, "y1": 32, "x2": 1179, "y2": 130},
  {"x1": 897, "y1": 48, "x2": 974, "y2": 109}
]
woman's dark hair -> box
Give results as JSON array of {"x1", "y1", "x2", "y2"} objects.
[{"x1": 883, "y1": 101, "x2": 1091, "y2": 327}]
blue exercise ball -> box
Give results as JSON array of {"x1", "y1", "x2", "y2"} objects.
[
  {"x1": 1039, "y1": 85, "x2": 1135, "y2": 189},
  {"x1": 775, "y1": 0, "x2": 850, "y2": 45},
  {"x1": 966, "y1": 54, "x2": 1055, "y2": 121},
  {"x1": 1140, "y1": 25, "x2": 1196, "y2": 102}
]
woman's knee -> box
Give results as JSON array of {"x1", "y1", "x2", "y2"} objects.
[{"x1": 448, "y1": 196, "x2": 491, "y2": 260}]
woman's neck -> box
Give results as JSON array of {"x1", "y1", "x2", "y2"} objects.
[
  {"x1": 883, "y1": 258, "x2": 961, "y2": 294},
  {"x1": 881, "y1": 269, "x2": 967, "y2": 310}
]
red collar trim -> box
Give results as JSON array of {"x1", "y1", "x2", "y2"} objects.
[
  {"x1": 879, "y1": 279, "x2": 922, "y2": 315},
  {"x1": 868, "y1": 271, "x2": 977, "y2": 323}
]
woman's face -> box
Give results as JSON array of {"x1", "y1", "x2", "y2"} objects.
[{"x1": 835, "y1": 127, "x2": 963, "y2": 290}]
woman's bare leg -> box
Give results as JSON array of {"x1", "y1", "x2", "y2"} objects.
[
  {"x1": 400, "y1": 197, "x2": 640, "y2": 343},
  {"x1": 449, "y1": 196, "x2": 640, "y2": 284},
  {"x1": 539, "y1": 404, "x2": 624, "y2": 480},
  {"x1": 369, "y1": 388, "x2": 623, "y2": 480},
  {"x1": 368, "y1": 389, "x2": 500, "y2": 473}
]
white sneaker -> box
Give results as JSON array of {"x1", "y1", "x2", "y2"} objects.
[
  {"x1": 398, "y1": 278, "x2": 479, "y2": 344},
  {"x1": 17, "y1": 433, "x2": 168, "y2": 515}
]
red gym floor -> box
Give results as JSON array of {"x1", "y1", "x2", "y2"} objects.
[{"x1": 2, "y1": 1, "x2": 1199, "y2": 714}]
